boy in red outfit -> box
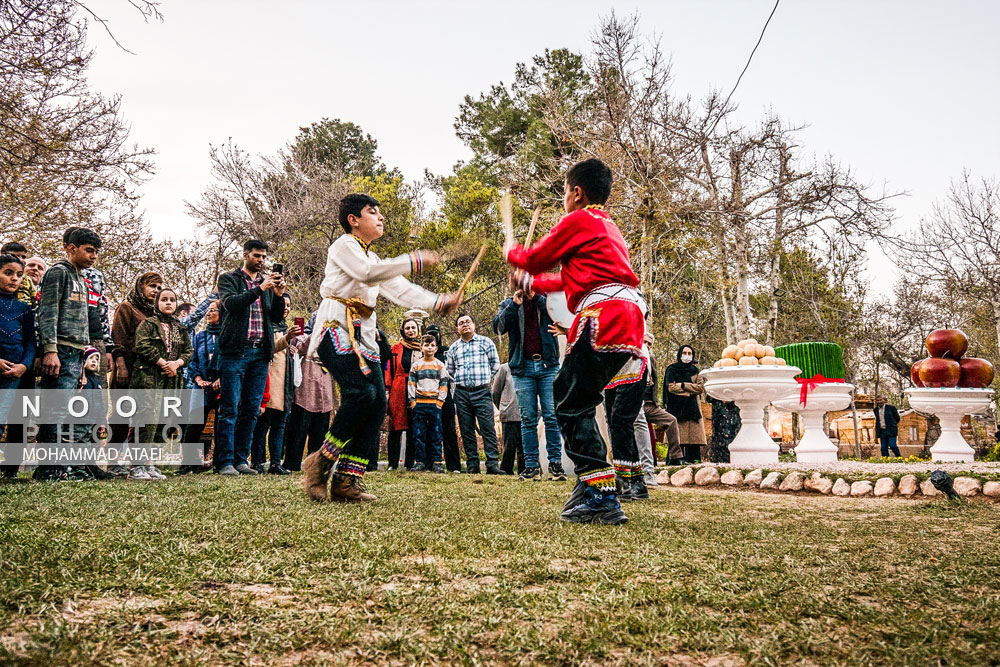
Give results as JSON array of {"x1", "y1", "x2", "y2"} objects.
[{"x1": 506, "y1": 158, "x2": 647, "y2": 524}]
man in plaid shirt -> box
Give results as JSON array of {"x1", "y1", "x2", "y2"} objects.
[{"x1": 445, "y1": 314, "x2": 501, "y2": 474}]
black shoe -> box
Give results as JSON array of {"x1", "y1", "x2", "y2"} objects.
[
  {"x1": 268, "y1": 463, "x2": 291, "y2": 475},
  {"x1": 33, "y1": 466, "x2": 66, "y2": 482},
  {"x1": 466, "y1": 464, "x2": 481, "y2": 474},
  {"x1": 67, "y1": 466, "x2": 95, "y2": 481},
  {"x1": 548, "y1": 462, "x2": 567, "y2": 481},
  {"x1": 518, "y1": 466, "x2": 541, "y2": 481},
  {"x1": 411, "y1": 463, "x2": 427, "y2": 472},
  {"x1": 177, "y1": 465, "x2": 193, "y2": 475},
  {"x1": 432, "y1": 463, "x2": 445, "y2": 473},
  {"x1": 616, "y1": 475, "x2": 636, "y2": 502},
  {"x1": 251, "y1": 463, "x2": 267, "y2": 475},
  {"x1": 234, "y1": 463, "x2": 258, "y2": 475},
  {"x1": 560, "y1": 484, "x2": 628, "y2": 525},
  {"x1": 630, "y1": 476, "x2": 650, "y2": 500},
  {"x1": 485, "y1": 464, "x2": 502, "y2": 475},
  {"x1": 86, "y1": 464, "x2": 112, "y2": 480}
]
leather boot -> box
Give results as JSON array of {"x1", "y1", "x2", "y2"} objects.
[
  {"x1": 329, "y1": 472, "x2": 377, "y2": 503},
  {"x1": 302, "y1": 451, "x2": 335, "y2": 502}
]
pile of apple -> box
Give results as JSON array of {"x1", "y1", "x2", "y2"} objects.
[
  {"x1": 911, "y1": 329, "x2": 995, "y2": 388},
  {"x1": 712, "y1": 339, "x2": 786, "y2": 368}
]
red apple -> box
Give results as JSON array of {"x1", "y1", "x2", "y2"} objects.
[
  {"x1": 926, "y1": 329, "x2": 969, "y2": 360},
  {"x1": 910, "y1": 360, "x2": 925, "y2": 387},
  {"x1": 918, "y1": 357, "x2": 961, "y2": 387},
  {"x1": 959, "y1": 358, "x2": 995, "y2": 388}
]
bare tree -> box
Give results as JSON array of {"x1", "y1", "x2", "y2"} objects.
[
  {"x1": 0, "y1": 0, "x2": 158, "y2": 236},
  {"x1": 902, "y1": 172, "x2": 1000, "y2": 352}
]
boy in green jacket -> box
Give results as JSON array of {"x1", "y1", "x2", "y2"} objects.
[{"x1": 34, "y1": 228, "x2": 101, "y2": 481}]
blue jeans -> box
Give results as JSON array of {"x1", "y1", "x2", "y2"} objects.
[
  {"x1": 879, "y1": 433, "x2": 900, "y2": 457},
  {"x1": 411, "y1": 402, "x2": 443, "y2": 464},
  {"x1": 0, "y1": 375, "x2": 19, "y2": 446},
  {"x1": 512, "y1": 360, "x2": 561, "y2": 468},
  {"x1": 37, "y1": 345, "x2": 85, "y2": 445},
  {"x1": 215, "y1": 347, "x2": 269, "y2": 467}
]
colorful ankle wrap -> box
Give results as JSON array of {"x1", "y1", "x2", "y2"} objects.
[
  {"x1": 320, "y1": 433, "x2": 347, "y2": 461},
  {"x1": 614, "y1": 460, "x2": 643, "y2": 478},
  {"x1": 336, "y1": 454, "x2": 368, "y2": 478},
  {"x1": 580, "y1": 467, "x2": 616, "y2": 492}
]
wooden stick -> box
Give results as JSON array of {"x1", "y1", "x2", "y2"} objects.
[
  {"x1": 499, "y1": 192, "x2": 514, "y2": 248},
  {"x1": 457, "y1": 244, "x2": 488, "y2": 302},
  {"x1": 524, "y1": 206, "x2": 541, "y2": 246}
]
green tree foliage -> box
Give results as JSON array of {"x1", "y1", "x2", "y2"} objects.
[{"x1": 294, "y1": 118, "x2": 387, "y2": 178}]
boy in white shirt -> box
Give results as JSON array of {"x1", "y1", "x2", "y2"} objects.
[{"x1": 303, "y1": 194, "x2": 459, "y2": 503}]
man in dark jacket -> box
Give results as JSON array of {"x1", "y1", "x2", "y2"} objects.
[
  {"x1": 492, "y1": 289, "x2": 563, "y2": 481},
  {"x1": 214, "y1": 239, "x2": 287, "y2": 476},
  {"x1": 874, "y1": 395, "x2": 902, "y2": 457}
]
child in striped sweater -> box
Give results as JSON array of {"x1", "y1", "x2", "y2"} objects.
[{"x1": 407, "y1": 334, "x2": 450, "y2": 472}]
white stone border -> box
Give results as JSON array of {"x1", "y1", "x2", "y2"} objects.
[{"x1": 654, "y1": 466, "x2": 1000, "y2": 499}]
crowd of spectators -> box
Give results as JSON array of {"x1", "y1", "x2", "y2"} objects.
[{"x1": 0, "y1": 230, "x2": 710, "y2": 484}]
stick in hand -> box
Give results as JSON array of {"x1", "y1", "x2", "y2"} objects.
[
  {"x1": 499, "y1": 192, "x2": 514, "y2": 249},
  {"x1": 524, "y1": 206, "x2": 541, "y2": 246},
  {"x1": 457, "y1": 244, "x2": 488, "y2": 303}
]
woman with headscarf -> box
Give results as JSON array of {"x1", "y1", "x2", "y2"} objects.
[
  {"x1": 384, "y1": 317, "x2": 421, "y2": 469},
  {"x1": 663, "y1": 344, "x2": 707, "y2": 463},
  {"x1": 107, "y1": 272, "x2": 163, "y2": 475}
]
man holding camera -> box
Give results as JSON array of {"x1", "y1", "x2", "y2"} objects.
[{"x1": 215, "y1": 239, "x2": 288, "y2": 476}]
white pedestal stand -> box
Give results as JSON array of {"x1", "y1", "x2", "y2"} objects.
[
  {"x1": 904, "y1": 387, "x2": 995, "y2": 463},
  {"x1": 701, "y1": 366, "x2": 801, "y2": 467},
  {"x1": 772, "y1": 382, "x2": 854, "y2": 463}
]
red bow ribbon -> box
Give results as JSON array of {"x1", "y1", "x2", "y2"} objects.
[{"x1": 795, "y1": 374, "x2": 845, "y2": 406}]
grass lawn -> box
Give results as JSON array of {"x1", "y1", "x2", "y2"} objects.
[{"x1": 1, "y1": 472, "x2": 999, "y2": 665}]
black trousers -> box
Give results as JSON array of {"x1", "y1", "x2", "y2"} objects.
[
  {"x1": 387, "y1": 418, "x2": 412, "y2": 469},
  {"x1": 603, "y1": 374, "x2": 645, "y2": 470},
  {"x1": 500, "y1": 421, "x2": 525, "y2": 475},
  {"x1": 251, "y1": 406, "x2": 289, "y2": 467},
  {"x1": 282, "y1": 405, "x2": 330, "y2": 471},
  {"x1": 553, "y1": 330, "x2": 631, "y2": 477},
  {"x1": 454, "y1": 385, "x2": 500, "y2": 470},
  {"x1": 317, "y1": 333, "x2": 386, "y2": 464},
  {"x1": 441, "y1": 395, "x2": 462, "y2": 471}
]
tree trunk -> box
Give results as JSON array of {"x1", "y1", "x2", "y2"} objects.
[
  {"x1": 764, "y1": 145, "x2": 789, "y2": 346},
  {"x1": 993, "y1": 300, "x2": 1000, "y2": 359},
  {"x1": 850, "y1": 399, "x2": 862, "y2": 459},
  {"x1": 729, "y1": 150, "x2": 752, "y2": 340}
]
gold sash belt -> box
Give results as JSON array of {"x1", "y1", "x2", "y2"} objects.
[{"x1": 329, "y1": 296, "x2": 375, "y2": 375}]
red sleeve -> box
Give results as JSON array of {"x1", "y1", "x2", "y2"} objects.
[
  {"x1": 507, "y1": 211, "x2": 588, "y2": 275},
  {"x1": 261, "y1": 376, "x2": 271, "y2": 409},
  {"x1": 531, "y1": 273, "x2": 564, "y2": 294}
]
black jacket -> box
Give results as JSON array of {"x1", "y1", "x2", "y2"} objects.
[
  {"x1": 874, "y1": 404, "x2": 901, "y2": 438},
  {"x1": 492, "y1": 295, "x2": 559, "y2": 374},
  {"x1": 217, "y1": 268, "x2": 286, "y2": 357}
]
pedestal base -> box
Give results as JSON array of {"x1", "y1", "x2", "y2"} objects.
[
  {"x1": 772, "y1": 383, "x2": 854, "y2": 464},
  {"x1": 701, "y1": 366, "x2": 803, "y2": 468},
  {"x1": 729, "y1": 422, "x2": 780, "y2": 467},
  {"x1": 905, "y1": 387, "x2": 994, "y2": 464}
]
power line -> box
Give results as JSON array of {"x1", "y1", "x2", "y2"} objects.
[{"x1": 718, "y1": 0, "x2": 781, "y2": 121}]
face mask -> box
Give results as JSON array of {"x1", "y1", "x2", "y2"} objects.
[{"x1": 681, "y1": 354, "x2": 693, "y2": 363}]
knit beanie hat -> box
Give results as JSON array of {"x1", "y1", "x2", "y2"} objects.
[{"x1": 83, "y1": 346, "x2": 100, "y2": 361}]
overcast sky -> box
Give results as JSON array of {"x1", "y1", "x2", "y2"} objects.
[{"x1": 85, "y1": 0, "x2": 999, "y2": 295}]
